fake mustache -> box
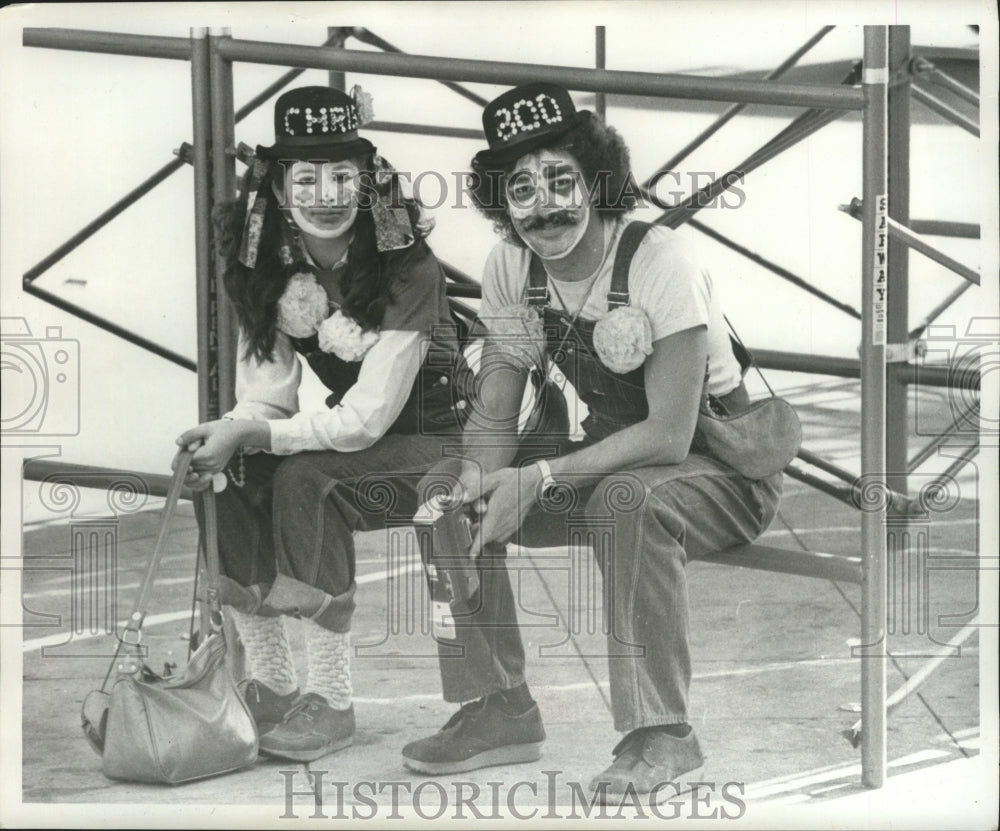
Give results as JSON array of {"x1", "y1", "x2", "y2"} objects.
[{"x1": 519, "y1": 209, "x2": 585, "y2": 232}]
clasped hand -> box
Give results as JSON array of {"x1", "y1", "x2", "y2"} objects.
[
  {"x1": 172, "y1": 419, "x2": 247, "y2": 491},
  {"x1": 453, "y1": 462, "x2": 543, "y2": 558}
]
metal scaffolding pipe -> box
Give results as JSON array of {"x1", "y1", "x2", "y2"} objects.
[
  {"x1": 885, "y1": 27, "x2": 911, "y2": 508},
  {"x1": 23, "y1": 157, "x2": 187, "y2": 285},
  {"x1": 659, "y1": 94, "x2": 851, "y2": 229},
  {"x1": 23, "y1": 27, "x2": 191, "y2": 60},
  {"x1": 841, "y1": 199, "x2": 980, "y2": 286},
  {"x1": 686, "y1": 218, "x2": 862, "y2": 320},
  {"x1": 22, "y1": 31, "x2": 343, "y2": 295},
  {"x1": 911, "y1": 83, "x2": 980, "y2": 137},
  {"x1": 644, "y1": 25, "x2": 836, "y2": 182},
  {"x1": 22, "y1": 281, "x2": 195, "y2": 371},
  {"x1": 738, "y1": 348, "x2": 976, "y2": 389},
  {"x1": 859, "y1": 25, "x2": 889, "y2": 788},
  {"x1": 908, "y1": 219, "x2": 980, "y2": 238},
  {"x1": 797, "y1": 446, "x2": 859, "y2": 484},
  {"x1": 441, "y1": 262, "x2": 479, "y2": 286},
  {"x1": 938, "y1": 443, "x2": 979, "y2": 482},
  {"x1": 23, "y1": 459, "x2": 191, "y2": 502},
  {"x1": 366, "y1": 120, "x2": 482, "y2": 140},
  {"x1": 911, "y1": 57, "x2": 980, "y2": 106},
  {"x1": 191, "y1": 29, "x2": 217, "y2": 422},
  {"x1": 594, "y1": 27, "x2": 606, "y2": 122},
  {"x1": 784, "y1": 464, "x2": 858, "y2": 507},
  {"x1": 445, "y1": 284, "x2": 483, "y2": 299},
  {"x1": 210, "y1": 30, "x2": 238, "y2": 415},
  {"x1": 350, "y1": 28, "x2": 489, "y2": 107},
  {"x1": 235, "y1": 30, "x2": 348, "y2": 122},
  {"x1": 909, "y1": 281, "x2": 974, "y2": 339},
  {"x1": 907, "y1": 402, "x2": 979, "y2": 473},
  {"x1": 217, "y1": 38, "x2": 865, "y2": 109}
]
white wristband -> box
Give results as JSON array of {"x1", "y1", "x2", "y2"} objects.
[{"x1": 534, "y1": 459, "x2": 556, "y2": 493}]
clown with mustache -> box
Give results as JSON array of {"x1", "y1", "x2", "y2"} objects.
[{"x1": 402, "y1": 83, "x2": 783, "y2": 805}]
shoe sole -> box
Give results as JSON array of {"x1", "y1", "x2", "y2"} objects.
[
  {"x1": 593, "y1": 764, "x2": 707, "y2": 805},
  {"x1": 402, "y1": 741, "x2": 544, "y2": 775},
  {"x1": 258, "y1": 735, "x2": 353, "y2": 763}
]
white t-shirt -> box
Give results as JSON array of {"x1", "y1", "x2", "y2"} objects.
[{"x1": 478, "y1": 217, "x2": 742, "y2": 396}]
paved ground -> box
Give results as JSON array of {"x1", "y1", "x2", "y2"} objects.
[{"x1": 11, "y1": 378, "x2": 994, "y2": 826}]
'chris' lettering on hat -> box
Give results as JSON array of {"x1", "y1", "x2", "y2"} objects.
[
  {"x1": 283, "y1": 105, "x2": 359, "y2": 137},
  {"x1": 494, "y1": 93, "x2": 564, "y2": 142}
]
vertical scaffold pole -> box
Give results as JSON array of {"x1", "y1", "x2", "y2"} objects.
[
  {"x1": 328, "y1": 27, "x2": 349, "y2": 90},
  {"x1": 860, "y1": 25, "x2": 890, "y2": 789},
  {"x1": 209, "y1": 28, "x2": 238, "y2": 415},
  {"x1": 191, "y1": 28, "x2": 218, "y2": 423},
  {"x1": 886, "y1": 26, "x2": 911, "y2": 498},
  {"x1": 595, "y1": 26, "x2": 607, "y2": 122}
]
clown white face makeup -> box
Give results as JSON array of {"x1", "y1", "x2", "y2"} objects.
[
  {"x1": 506, "y1": 150, "x2": 592, "y2": 260},
  {"x1": 280, "y1": 160, "x2": 360, "y2": 240}
]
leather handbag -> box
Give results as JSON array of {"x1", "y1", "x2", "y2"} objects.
[{"x1": 81, "y1": 451, "x2": 258, "y2": 784}]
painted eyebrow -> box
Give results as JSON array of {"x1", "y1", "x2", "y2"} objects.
[{"x1": 543, "y1": 165, "x2": 578, "y2": 180}]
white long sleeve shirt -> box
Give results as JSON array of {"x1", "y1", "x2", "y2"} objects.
[{"x1": 226, "y1": 327, "x2": 426, "y2": 454}]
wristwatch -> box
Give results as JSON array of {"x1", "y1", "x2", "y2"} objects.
[{"x1": 534, "y1": 459, "x2": 558, "y2": 499}]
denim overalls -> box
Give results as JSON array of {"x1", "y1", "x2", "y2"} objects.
[{"x1": 429, "y1": 221, "x2": 783, "y2": 732}]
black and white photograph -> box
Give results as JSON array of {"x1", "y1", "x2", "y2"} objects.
[{"x1": 1, "y1": 2, "x2": 997, "y2": 827}]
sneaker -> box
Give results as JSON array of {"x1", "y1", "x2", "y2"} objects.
[
  {"x1": 239, "y1": 679, "x2": 300, "y2": 735},
  {"x1": 402, "y1": 695, "x2": 545, "y2": 775},
  {"x1": 588, "y1": 728, "x2": 706, "y2": 804},
  {"x1": 258, "y1": 693, "x2": 355, "y2": 762}
]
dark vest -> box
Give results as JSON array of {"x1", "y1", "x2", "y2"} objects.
[{"x1": 289, "y1": 258, "x2": 472, "y2": 436}]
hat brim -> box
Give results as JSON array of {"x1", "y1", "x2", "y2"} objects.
[
  {"x1": 256, "y1": 137, "x2": 376, "y2": 164},
  {"x1": 473, "y1": 111, "x2": 591, "y2": 168}
]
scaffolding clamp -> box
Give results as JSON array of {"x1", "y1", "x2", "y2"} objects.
[
  {"x1": 173, "y1": 142, "x2": 194, "y2": 165},
  {"x1": 885, "y1": 340, "x2": 924, "y2": 363}
]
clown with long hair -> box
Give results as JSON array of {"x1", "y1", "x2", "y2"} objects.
[{"x1": 175, "y1": 86, "x2": 470, "y2": 763}]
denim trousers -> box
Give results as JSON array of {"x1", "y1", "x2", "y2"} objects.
[
  {"x1": 423, "y1": 449, "x2": 782, "y2": 733},
  {"x1": 211, "y1": 433, "x2": 459, "y2": 632}
]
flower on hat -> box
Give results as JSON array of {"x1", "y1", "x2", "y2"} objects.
[
  {"x1": 484, "y1": 303, "x2": 546, "y2": 367},
  {"x1": 276, "y1": 272, "x2": 330, "y2": 338},
  {"x1": 318, "y1": 310, "x2": 381, "y2": 361},
  {"x1": 592, "y1": 306, "x2": 653, "y2": 373},
  {"x1": 351, "y1": 85, "x2": 375, "y2": 127}
]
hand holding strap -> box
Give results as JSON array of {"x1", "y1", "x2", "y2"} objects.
[{"x1": 102, "y1": 450, "x2": 222, "y2": 690}]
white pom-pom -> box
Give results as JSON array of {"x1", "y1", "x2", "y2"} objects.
[
  {"x1": 317, "y1": 310, "x2": 380, "y2": 362},
  {"x1": 592, "y1": 306, "x2": 654, "y2": 373},
  {"x1": 483, "y1": 304, "x2": 546, "y2": 366},
  {"x1": 276, "y1": 272, "x2": 329, "y2": 338}
]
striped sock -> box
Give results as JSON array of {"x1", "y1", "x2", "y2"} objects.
[
  {"x1": 227, "y1": 607, "x2": 299, "y2": 696},
  {"x1": 302, "y1": 619, "x2": 352, "y2": 710}
]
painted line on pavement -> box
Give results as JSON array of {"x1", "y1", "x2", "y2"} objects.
[{"x1": 22, "y1": 560, "x2": 424, "y2": 653}]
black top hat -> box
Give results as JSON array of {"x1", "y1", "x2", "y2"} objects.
[
  {"x1": 473, "y1": 82, "x2": 591, "y2": 167},
  {"x1": 257, "y1": 86, "x2": 376, "y2": 163}
]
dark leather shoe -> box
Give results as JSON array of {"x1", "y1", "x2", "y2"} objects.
[
  {"x1": 239, "y1": 679, "x2": 299, "y2": 735},
  {"x1": 589, "y1": 728, "x2": 706, "y2": 804},
  {"x1": 402, "y1": 696, "x2": 545, "y2": 774},
  {"x1": 258, "y1": 693, "x2": 354, "y2": 762}
]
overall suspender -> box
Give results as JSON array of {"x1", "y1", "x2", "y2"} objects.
[{"x1": 527, "y1": 220, "x2": 755, "y2": 377}]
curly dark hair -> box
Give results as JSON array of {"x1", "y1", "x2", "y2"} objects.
[
  {"x1": 468, "y1": 115, "x2": 639, "y2": 243},
  {"x1": 217, "y1": 159, "x2": 428, "y2": 363}
]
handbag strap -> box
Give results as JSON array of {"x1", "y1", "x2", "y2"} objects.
[{"x1": 100, "y1": 450, "x2": 222, "y2": 690}]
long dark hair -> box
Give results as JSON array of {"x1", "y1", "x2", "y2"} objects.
[{"x1": 217, "y1": 159, "x2": 428, "y2": 362}]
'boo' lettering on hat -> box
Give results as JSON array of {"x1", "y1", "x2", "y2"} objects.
[{"x1": 494, "y1": 93, "x2": 564, "y2": 142}]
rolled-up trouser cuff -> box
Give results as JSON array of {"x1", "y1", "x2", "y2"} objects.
[
  {"x1": 262, "y1": 574, "x2": 356, "y2": 633},
  {"x1": 218, "y1": 576, "x2": 281, "y2": 616}
]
